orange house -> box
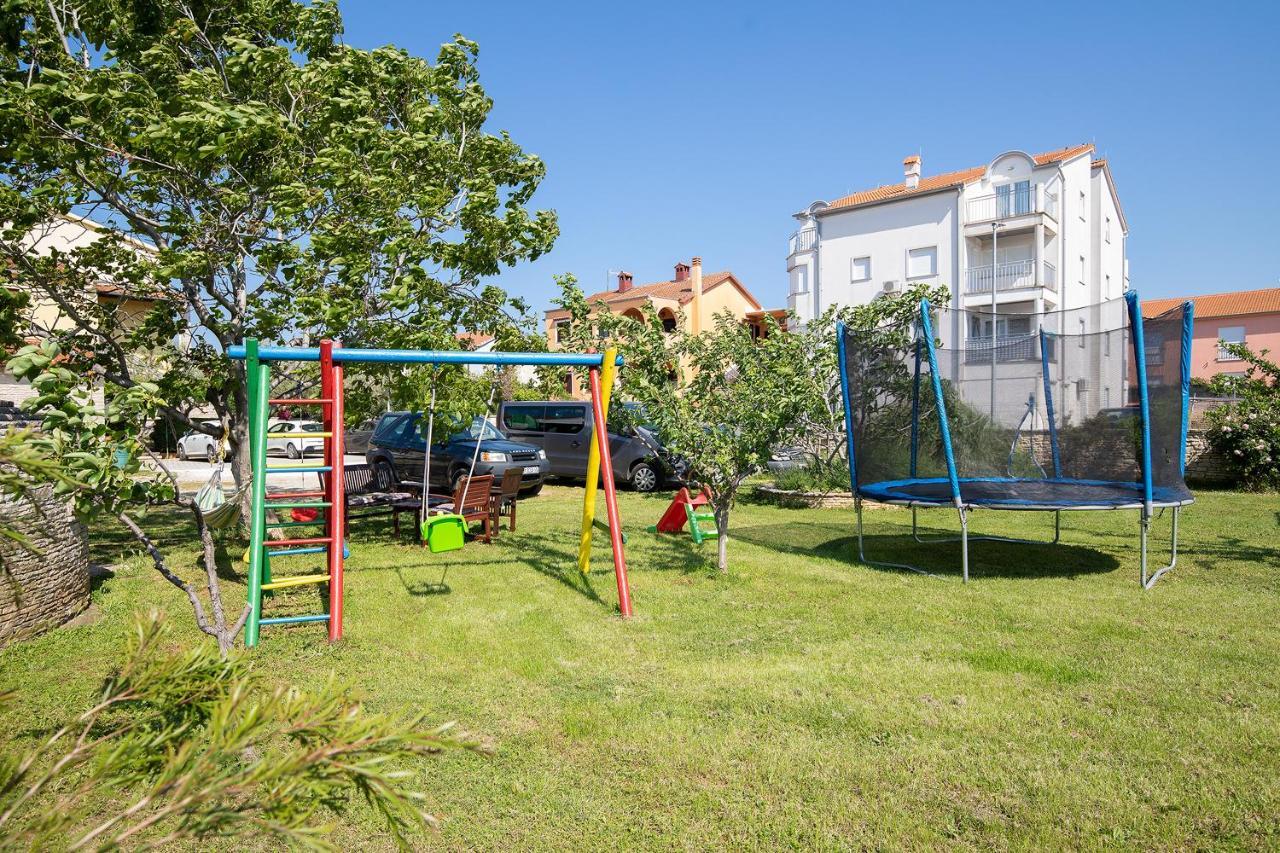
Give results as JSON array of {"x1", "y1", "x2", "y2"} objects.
[
  {"x1": 1143, "y1": 287, "x2": 1280, "y2": 384},
  {"x1": 544, "y1": 257, "x2": 785, "y2": 396}
]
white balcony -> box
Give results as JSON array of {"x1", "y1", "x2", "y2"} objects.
[
  {"x1": 788, "y1": 228, "x2": 816, "y2": 255},
  {"x1": 965, "y1": 259, "x2": 1058, "y2": 296},
  {"x1": 965, "y1": 185, "x2": 1059, "y2": 227}
]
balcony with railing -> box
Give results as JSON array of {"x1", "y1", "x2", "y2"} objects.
[
  {"x1": 965, "y1": 259, "x2": 1058, "y2": 296},
  {"x1": 963, "y1": 333, "x2": 1054, "y2": 365},
  {"x1": 966, "y1": 184, "x2": 1058, "y2": 225},
  {"x1": 788, "y1": 228, "x2": 816, "y2": 255}
]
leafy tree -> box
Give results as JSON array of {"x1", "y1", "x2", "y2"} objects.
[
  {"x1": 5, "y1": 339, "x2": 256, "y2": 652},
  {"x1": 0, "y1": 611, "x2": 486, "y2": 850},
  {"x1": 1203, "y1": 342, "x2": 1279, "y2": 489},
  {"x1": 551, "y1": 276, "x2": 809, "y2": 572},
  {"x1": 0, "y1": 0, "x2": 557, "y2": 506},
  {"x1": 783, "y1": 282, "x2": 949, "y2": 486}
]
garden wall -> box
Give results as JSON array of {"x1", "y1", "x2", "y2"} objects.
[{"x1": 0, "y1": 485, "x2": 90, "y2": 647}]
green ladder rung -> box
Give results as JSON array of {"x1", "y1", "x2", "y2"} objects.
[{"x1": 265, "y1": 501, "x2": 332, "y2": 510}]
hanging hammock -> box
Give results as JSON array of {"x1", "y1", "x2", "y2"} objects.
[{"x1": 192, "y1": 432, "x2": 247, "y2": 530}]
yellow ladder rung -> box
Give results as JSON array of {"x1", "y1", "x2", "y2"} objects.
[
  {"x1": 262, "y1": 573, "x2": 331, "y2": 591},
  {"x1": 294, "y1": 432, "x2": 332, "y2": 438}
]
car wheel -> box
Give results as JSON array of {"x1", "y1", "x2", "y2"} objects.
[
  {"x1": 286, "y1": 442, "x2": 301, "y2": 460},
  {"x1": 630, "y1": 461, "x2": 660, "y2": 493},
  {"x1": 373, "y1": 459, "x2": 398, "y2": 490},
  {"x1": 206, "y1": 445, "x2": 217, "y2": 464},
  {"x1": 176, "y1": 444, "x2": 188, "y2": 461}
]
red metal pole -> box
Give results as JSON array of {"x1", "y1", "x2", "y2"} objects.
[
  {"x1": 321, "y1": 342, "x2": 346, "y2": 642},
  {"x1": 588, "y1": 366, "x2": 632, "y2": 617}
]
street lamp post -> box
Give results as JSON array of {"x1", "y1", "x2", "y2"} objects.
[{"x1": 990, "y1": 220, "x2": 1005, "y2": 421}]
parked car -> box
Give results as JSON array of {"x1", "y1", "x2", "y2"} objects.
[
  {"x1": 365, "y1": 411, "x2": 549, "y2": 495},
  {"x1": 176, "y1": 421, "x2": 221, "y2": 462},
  {"x1": 266, "y1": 419, "x2": 327, "y2": 459},
  {"x1": 495, "y1": 400, "x2": 676, "y2": 493},
  {"x1": 767, "y1": 446, "x2": 818, "y2": 474},
  {"x1": 344, "y1": 418, "x2": 377, "y2": 455}
]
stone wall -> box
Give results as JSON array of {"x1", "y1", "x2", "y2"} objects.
[{"x1": 0, "y1": 485, "x2": 90, "y2": 647}]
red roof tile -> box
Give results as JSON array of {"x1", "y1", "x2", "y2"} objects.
[
  {"x1": 1143, "y1": 287, "x2": 1280, "y2": 320},
  {"x1": 824, "y1": 144, "x2": 1096, "y2": 212},
  {"x1": 574, "y1": 271, "x2": 745, "y2": 308}
]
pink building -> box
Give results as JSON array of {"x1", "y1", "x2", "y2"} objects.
[{"x1": 1143, "y1": 287, "x2": 1280, "y2": 384}]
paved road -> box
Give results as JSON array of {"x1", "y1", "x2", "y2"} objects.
[{"x1": 157, "y1": 454, "x2": 367, "y2": 491}]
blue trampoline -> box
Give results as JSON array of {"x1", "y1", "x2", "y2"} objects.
[{"x1": 837, "y1": 292, "x2": 1193, "y2": 588}]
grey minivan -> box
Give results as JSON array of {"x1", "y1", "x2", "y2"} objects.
[{"x1": 496, "y1": 401, "x2": 672, "y2": 493}]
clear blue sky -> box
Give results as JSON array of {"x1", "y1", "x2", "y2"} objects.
[{"x1": 340, "y1": 0, "x2": 1280, "y2": 315}]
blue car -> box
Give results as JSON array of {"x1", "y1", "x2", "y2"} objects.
[{"x1": 365, "y1": 411, "x2": 549, "y2": 496}]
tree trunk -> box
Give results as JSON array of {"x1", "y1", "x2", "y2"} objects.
[{"x1": 714, "y1": 503, "x2": 730, "y2": 573}]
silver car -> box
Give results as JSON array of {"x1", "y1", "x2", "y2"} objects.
[
  {"x1": 266, "y1": 420, "x2": 327, "y2": 459},
  {"x1": 176, "y1": 421, "x2": 221, "y2": 462}
]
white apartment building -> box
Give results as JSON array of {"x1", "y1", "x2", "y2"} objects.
[{"x1": 788, "y1": 144, "x2": 1130, "y2": 422}]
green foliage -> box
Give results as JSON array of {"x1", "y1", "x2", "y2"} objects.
[
  {"x1": 0, "y1": 0, "x2": 556, "y2": 487},
  {"x1": 772, "y1": 459, "x2": 851, "y2": 493},
  {"x1": 5, "y1": 340, "x2": 172, "y2": 517},
  {"x1": 787, "y1": 283, "x2": 950, "y2": 470},
  {"x1": 1203, "y1": 342, "x2": 1279, "y2": 489},
  {"x1": 551, "y1": 275, "x2": 810, "y2": 571},
  {"x1": 0, "y1": 611, "x2": 485, "y2": 850}
]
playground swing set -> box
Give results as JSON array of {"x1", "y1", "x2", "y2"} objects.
[{"x1": 227, "y1": 340, "x2": 632, "y2": 648}]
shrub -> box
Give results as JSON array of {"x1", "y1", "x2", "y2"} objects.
[
  {"x1": 1203, "y1": 342, "x2": 1279, "y2": 490},
  {"x1": 773, "y1": 460, "x2": 852, "y2": 493}
]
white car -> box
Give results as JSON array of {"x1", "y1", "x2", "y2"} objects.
[
  {"x1": 176, "y1": 421, "x2": 221, "y2": 463},
  {"x1": 266, "y1": 420, "x2": 328, "y2": 459}
]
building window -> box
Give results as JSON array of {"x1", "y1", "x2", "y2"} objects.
[
  {"x1": 1217, "y1": 326, "x2": 1246, "y2": 361},
  {"x1": 907, "y1": 246, "x2": 937, "y2": 279},
  {"x1": 1105, "y1": 216, "x2": 1112, "y2": 243},
  {"x1": 1104, "y1": 386, "x2": 1111, "y2": 408},
  {"x1": 1078, "y1": 190, "x2": 1086, "y2": 220},
  {"x1": 554, "y1": 319, "x2": 570, "y2": 343},
  {"x1": 1078, "y1": 317, "x2": 1086, "y2": 347},
  {"x1": 850, "y1": 256, "x2": 871, "y2": 282},
  {"x1": 996, "y1": 180, "x2": 1032, "y2": 217},
  {"x1": 1079, "y1": 255, "x2": 1086, "y2": 285}
]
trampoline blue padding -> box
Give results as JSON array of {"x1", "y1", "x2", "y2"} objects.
[{"x1": 858, "y1": 477, "x2": 1194, "y2": 510}]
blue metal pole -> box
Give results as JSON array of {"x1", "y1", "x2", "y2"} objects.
[
  {"x1": 1125, "y1": 291, "x2": 1155, "y2": 510},
  {"x1": 1178, "y1": 301, "x2": 1195, "y2": 477},
  {"x1": 1039, "y1": 329, "x2": 1062, "y2": 478},
  {"x1": 836, "y1": 322, "x2": 858, "y2": 496},
  {"x1": 918, "y1": 300, "x2": 962, "y2": 504}
]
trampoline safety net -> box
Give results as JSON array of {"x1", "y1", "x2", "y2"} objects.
[{"x1": 839, "y1": 294, "x2": 1194, "y2": 510}]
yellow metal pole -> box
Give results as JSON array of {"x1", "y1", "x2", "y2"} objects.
[{"x1": 577, "y1": 347, "x2": 618, "y2": 574}]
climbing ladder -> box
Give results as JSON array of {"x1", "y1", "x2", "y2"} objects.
[
  {"x1": 684, "y1": 502, "x2": 719, "y2": 545},
  {"x1": 243, "y1": 339, "x2": 346, "y2": 647}
]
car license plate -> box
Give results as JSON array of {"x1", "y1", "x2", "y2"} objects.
[{"x1": 523, "y1": 466, "x2": 539, "y2": 475}]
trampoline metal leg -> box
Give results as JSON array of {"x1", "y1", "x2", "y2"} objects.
[
  {"x1": 854, "y1": 497, "x2": 938, "y2": 578},
  {"x1": 1141, "y1": 506, "x2": 1179, "y2": 590},
  {"x1": 959, "y1": 506, "x2": 969, "y2": 583}
]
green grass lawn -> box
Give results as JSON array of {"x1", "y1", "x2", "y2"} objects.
[{"x1": 3, "y1": 485, "x2": 1278, "y2": 849}]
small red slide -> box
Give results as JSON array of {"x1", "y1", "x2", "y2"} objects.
[{"x1": 651, "y1": 486, "x2": 711, "y2": 533}]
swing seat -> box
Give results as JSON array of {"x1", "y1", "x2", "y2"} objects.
[{"x1": 421, "y1": 514, "x2": 467, "y2": 553}]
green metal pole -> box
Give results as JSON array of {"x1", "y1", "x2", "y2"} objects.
[{"x1": 244, "y1": 339, "x2": 270, "y2": 647}]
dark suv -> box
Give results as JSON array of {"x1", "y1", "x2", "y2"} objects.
[
  {"x1": 365, "y1": 411, "x2": 549, "y2": 495},
  {"x1": 496, "y1": 400, "x2": 676, "y2": 493}
]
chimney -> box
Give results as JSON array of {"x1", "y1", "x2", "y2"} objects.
[
  {"x1": 903, "y1": 154, "x2": 921, "y2": 190},
  {"x1": 674, "y1": 261, "x2": 691, "y2": 282},
  {"x1": 617, "y1": 271, "x2": 633, "y2": 293},
  {"x1": 691, "y1": 256, "x2": 703, "y2": 334}
]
